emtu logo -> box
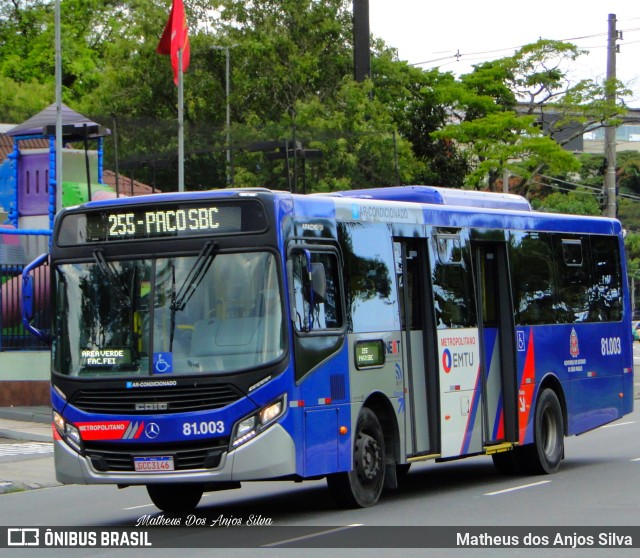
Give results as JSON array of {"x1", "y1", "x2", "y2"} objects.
[{"x1": 442, "y1": 349, "x2": 452, "y2": 373}]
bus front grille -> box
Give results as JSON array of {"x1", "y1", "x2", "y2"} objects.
[{"x1": 71, "y1": 384, "x2": 242, "y2": 414}]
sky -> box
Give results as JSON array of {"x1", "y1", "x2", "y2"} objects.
[{"x1": 368, "y1": 1, "x2": 640, "y2": 105}]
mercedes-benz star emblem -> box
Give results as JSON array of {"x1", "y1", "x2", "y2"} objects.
[{"x1": 145, "y1": 422, "x2": 160, "y2": 439}]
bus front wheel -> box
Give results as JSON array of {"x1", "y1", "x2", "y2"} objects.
[
  {"x1": 327, "y1": 407, "x2": 385, "y2": 508},
  {"x1": 146, "y1": 483, "x2": 203, "y2": 512}
]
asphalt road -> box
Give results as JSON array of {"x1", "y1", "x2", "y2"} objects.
[{"x1": 1, "y1": 407, "x2": 640, "y2": 557}]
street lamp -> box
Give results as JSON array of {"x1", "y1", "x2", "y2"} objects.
[{"x1": 212, "y1": 45, "x2": 237, "y2": 186}]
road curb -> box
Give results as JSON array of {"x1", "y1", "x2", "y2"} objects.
[
  {"x1": 0, "y1": 480, "x2": 61, "y2": 495},
  {"x1": 0, "y1": 428, "x2": 52, "y2": 443}
]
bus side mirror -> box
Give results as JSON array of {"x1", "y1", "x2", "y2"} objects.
[
  {"x1": 22, "y1": 252, "x2": 50, "y2": 342},
  {"x1": 23, "y1": 274, "x2": 34, "y2": 322}
]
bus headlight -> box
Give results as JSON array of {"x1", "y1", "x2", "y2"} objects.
[
  {"x1": 53, "y1": 411, "x2": 83, "y2": 453},
  {"x1": 231, "y1": 395, "x2": 287, "y2": 448}
]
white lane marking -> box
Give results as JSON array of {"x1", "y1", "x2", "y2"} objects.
[
  {"x1": 123, "y1": 503, "x2": 155, "y2": 511},
  {"x1": 484, "y1": 480, "x2": 551, "y2": 496},
  {"x1": 603, "y1": 421, "x2": 636, "y2": 428}
]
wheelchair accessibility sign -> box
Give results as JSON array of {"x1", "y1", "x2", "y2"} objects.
[{"x1": 153, "y1": 352, "x2": 173, "y2": 375}]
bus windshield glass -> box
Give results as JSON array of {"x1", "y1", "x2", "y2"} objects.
[{"x1": 54, "y1": 251, "x2": 285, "y2": 377}]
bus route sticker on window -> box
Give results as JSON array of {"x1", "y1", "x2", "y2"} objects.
[
  {"x1": 81, "y1": 348, "x2": 131, "y2": 367},
  {"x1": 153, "y1": 352, "x2": 173, "y2": 375}
]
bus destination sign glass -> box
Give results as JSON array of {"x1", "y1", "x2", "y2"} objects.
[
  {"x1": 354, "y1": 340, "x2": 385, "y2": 369},
  {"x1": 58, "y1": 201, "x2": 268, "y2": 244}
]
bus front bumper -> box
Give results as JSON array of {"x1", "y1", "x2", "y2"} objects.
[{"x1": 54, "y1": 423, "x2": 297, "y2": 485}]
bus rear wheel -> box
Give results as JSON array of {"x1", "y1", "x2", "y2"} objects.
[
  {"x1": 520, "y1": 388, "x2": 564, "y2": 474},
  {"x1": 327, "y1": 408, "x2": 385, "y2": 508},
  {"x1": 146, "y1": 483, "x2": 203, "y2": 512}
]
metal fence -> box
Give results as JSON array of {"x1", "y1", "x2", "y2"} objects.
[{"x1": 0, "y1": 262, "x2": 51, "y2": 351}]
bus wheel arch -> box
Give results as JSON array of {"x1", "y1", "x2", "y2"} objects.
[
  {"x1": 363, "y1": 393, "x2": 400, "y2": 468},
  {"x1": 519, "y1": 378, "x2": 566, "y2": 475},
  {"x1": 537, "y1": 375, "x2": 568, "y2": 437},
  {"x1": 327, "y1": 396, "x2": 396, "y2": 508}
]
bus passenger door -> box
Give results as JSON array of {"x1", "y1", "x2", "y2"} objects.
[
  {"x1": 394, "y1": 240, "x2": 438, "y2": 457},
  {"x1": 473, "y1": 243, "x2": 518, "y2": 447}
]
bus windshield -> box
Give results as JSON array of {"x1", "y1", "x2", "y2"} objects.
[{"x1": 54, "y1": 251, "x2": 285, "y2": 377}]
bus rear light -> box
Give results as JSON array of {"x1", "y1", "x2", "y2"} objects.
[{"x1": 231, "y1": 395, "x2": 287, "y2": 448}]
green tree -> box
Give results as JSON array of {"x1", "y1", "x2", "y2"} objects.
[
  {"x1": 435, "y1": 40, "x2": 629, "y2": 193},
  {"x1": 532, "y1": 188, "x2": 601, "y2": 215},
  {"x1": 370, "y1": 45, "x2": 470, "y2": 187},
  {"x1": 3, "y1": 2, "x2": 637, "y2": 199},
  {"x1": 212, "y1": 0, "x2": 353, "y2": 122}
]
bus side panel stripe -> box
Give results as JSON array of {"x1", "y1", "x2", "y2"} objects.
[{"x1": 518, "y1": 329, "x2": 536, "y2": 444}]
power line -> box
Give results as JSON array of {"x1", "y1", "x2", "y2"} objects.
[
  {"x1": 410, "y1": 26, "x2": 640, "y2": 70},
  {"x1": 533, "y1": 173, "x2": 640, "y2": 202},
  {"x1": 538, "y1": 174, "x2": 601, "y2": 192}
]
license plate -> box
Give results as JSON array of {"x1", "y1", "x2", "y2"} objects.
[{"x1": 134, "y1": 456, "x2": 175, "y2": 472}]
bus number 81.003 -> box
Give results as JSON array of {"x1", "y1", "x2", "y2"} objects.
[
  {"x1": 601, "y1": 337, "x2": 622, "y2": 356},
  {"x1": 183, "y1": 421, "x2": 225, "y2": 436}
]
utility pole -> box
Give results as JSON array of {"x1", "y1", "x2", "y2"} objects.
[
  {"x1": 604, "y1": 13, "x2": 619, "y2": 218},
  {"x1": 212, "y1": 45, "x2": 236, "y2": 186},
  {"x1": 353, "y1": 0, "x2": 370, "y2": 82}
]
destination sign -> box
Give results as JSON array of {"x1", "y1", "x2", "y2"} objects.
[
  {"x1": 355, "y1": 339, "x2": 385, "y2": 369},
  {"x1": 106, "y1": 207, "x2": 232, "y2": 238},
  {"x1": 58, "y1": 200, "x2": 268, "y2": 244}
]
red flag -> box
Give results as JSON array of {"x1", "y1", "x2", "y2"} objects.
[{"x1": 156, "y1": 0, "x2": 190, "y2": 85}]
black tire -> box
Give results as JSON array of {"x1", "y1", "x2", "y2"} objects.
[
  {"x1": 146, "y1": 483, "x2": 203, "y2": 512},
  {"x1": 519, "y1": 389, "x2": 564, "y2": 474},
  {"x1": 327, "y1": 408, "x2": 385, "y2": 508}
]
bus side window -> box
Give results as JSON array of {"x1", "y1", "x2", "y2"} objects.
[
  {"x1": 430, "y1": 232, "x2": 477, "y2": 329},
  {"x1": 510, "y1": 232, "x2": 556, "y2": 325},
  {"x1": 553, "y1": 236, "x2": 591, "y2": 324},
  {"x1": 290, "y1": 249, "x2": 343, "y2": 332},
  {"x1": 589, "y1": 236, "x2": 622, "y2": 322}
]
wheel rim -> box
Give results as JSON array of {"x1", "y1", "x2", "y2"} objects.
[
  {"x1": 541, "y1": 407, "x2": 558, "y2": 457},
  {"x1": 355, "y1": 432, "x2": 381, "y2": 483}
]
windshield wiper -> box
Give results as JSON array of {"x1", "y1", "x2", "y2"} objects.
[
  {"x1": 169, "y1": 242, "x2": 217, "y2": 350},
  {"x1": 171, "y1": 242, "x2": 217, "y2": 312},
  {"x1": 92, "y1": 249, "x2": 132, "y2": 307}
]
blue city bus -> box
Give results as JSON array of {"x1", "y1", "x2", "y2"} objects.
[{"x1": 25, "y1": 185, "x2": 634, "y2": 511}]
